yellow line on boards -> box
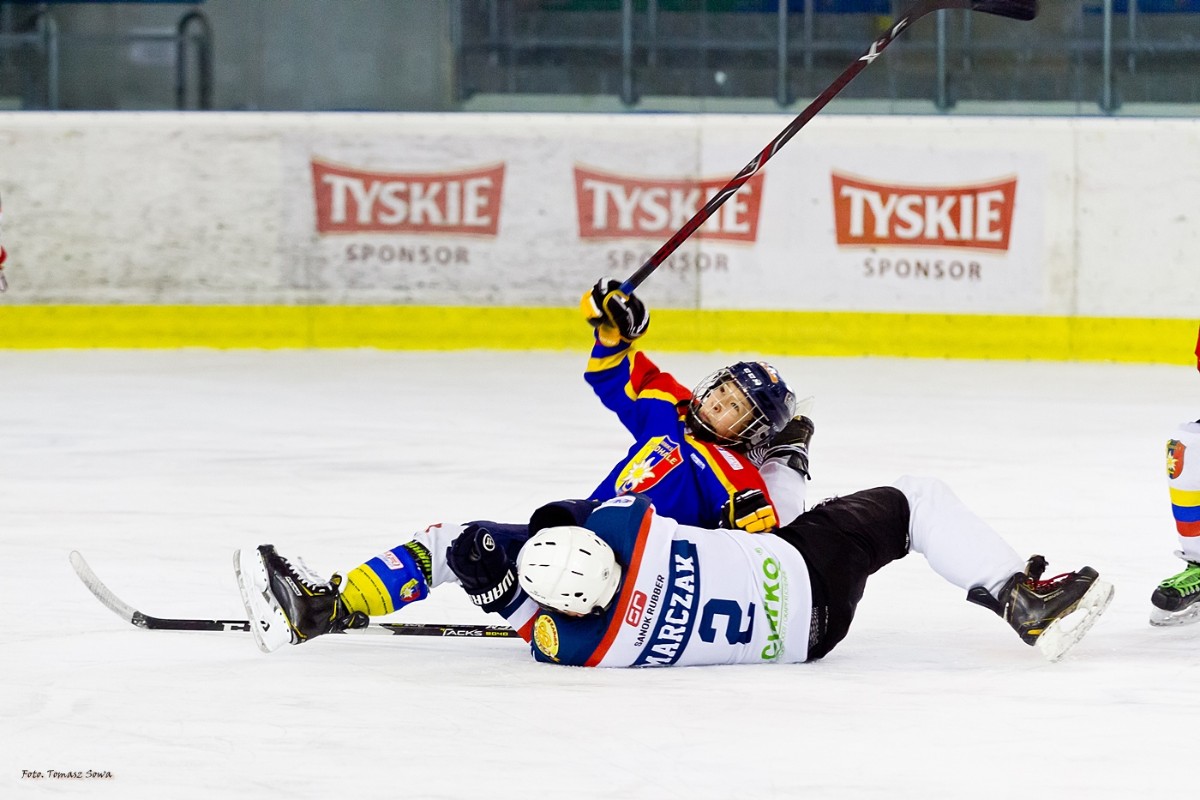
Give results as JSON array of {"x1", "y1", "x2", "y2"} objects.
[{"x1": 0, "y1": 305, "x2": 1194, "y2": 365}]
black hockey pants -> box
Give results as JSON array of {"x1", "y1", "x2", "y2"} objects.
[{"x1": 775, "y1": 486, "x2": 911, "y2": 661}]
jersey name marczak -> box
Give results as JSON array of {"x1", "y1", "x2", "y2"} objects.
[{"x1": 631, "y1": 539, "x2": 700, "y2": 666}]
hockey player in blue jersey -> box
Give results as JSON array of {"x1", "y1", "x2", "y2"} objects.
[
  {"x1": 233, "y1": 279, "x2": 815, "y2": 649},
  {"x1": 241, "y1": 472, "x2": 1114, "y2": 664},
  {"x1": 580, "y1": 277, "x2": 806, "y2": 530}
]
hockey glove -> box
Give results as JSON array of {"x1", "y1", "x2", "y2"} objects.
[
  {"x1": 447, "y1": 524, "x2": 519, "y2": 614},
  {"x1": 758, "y1": 415, "x2": 815, "y2": 478},
  {"x1": 581, "y1": 278, "x2": 649, "y2": 347},
  {"x1": 719, "y1": 489, "x2": 778, "y2": 534},
  {"x1": 529, "y1": 498, "x2": 600, "y2": 534}
]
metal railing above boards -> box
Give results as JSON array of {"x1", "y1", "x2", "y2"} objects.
[
  {"x1": 0, "y1": 3, "x2": 58, "y2": 108},
  {"x1": 0, "y1": 0, "x2": 211, "y2": 110},
  {"x1": 455, "y1": 0, "x2": 1200, "y2": 114}
]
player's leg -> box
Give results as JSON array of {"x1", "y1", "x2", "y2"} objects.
[
  {"x1": 236, "y1": 522, "x2": 531, "y2": 652},
  {"x1": 893, "y1": 475, "x2": 1024, "y2": 597},
  {"x1": 1151, "y1": 421, "x2": 1200, "y2": 626},
  {"x1": 774, "y1": 486, "x2": 911, "y2": 660},
  {"x1": 337, "y1": 523, "x2": 465, "y2": 618},
  {"x1": 337, "y1": 521, "x2": 531, "y2": 617},
  {"x1": 893, "y1": 475, "x2": 1112, "y2": 660}
]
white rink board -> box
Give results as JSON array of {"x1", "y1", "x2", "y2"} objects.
[{"x1": 0, "y1": 112, "x2": 1197, "y2": 315}]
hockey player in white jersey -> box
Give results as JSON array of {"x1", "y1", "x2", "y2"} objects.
[
  {"x1": 235, "y1": 408, "x2": 814, "y2": 655},
  {"x1": 231, "y1": 275, "x2": 820, "y2": 654},
  {"x1": 1149, "y1": 324, "x2": 1200, "y2": 626},
  {"x1": 240, "y1": 474, "x2": 1113, "y2": 664}
]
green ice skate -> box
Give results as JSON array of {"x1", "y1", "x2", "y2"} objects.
[{"x1": 1150, "y1": 557, "x2": 1200, "y2": 627}]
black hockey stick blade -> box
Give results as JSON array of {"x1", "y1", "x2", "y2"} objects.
[
  {"x1": 69, "y1": 550, "x2": 520, "y2": 639},
  {"x1": 618, "y1": 0, "x2": 1036, "y2": 295},
  {"x1": 970, "y1": 0, "x2": 1038, "y2": 21}
]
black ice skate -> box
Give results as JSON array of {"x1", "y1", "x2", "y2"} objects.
[
  {"x1": 234, "y1": 545, "x2": 367, "y2": 653},
  {"x1": 1149, "y1": 556, "x2": 1200, "y2": 627},
  {"x1": 968, "y1": 555, "x2": 1114, "y2": 662}
]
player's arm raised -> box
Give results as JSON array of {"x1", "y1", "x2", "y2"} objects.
[{"x1": 581, "y1": 277, "x2": 683, "y2": 434}]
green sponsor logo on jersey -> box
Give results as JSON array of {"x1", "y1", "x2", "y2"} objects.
[{"x1": 761, "y1": 557, "x2": 783, "y2": 661}]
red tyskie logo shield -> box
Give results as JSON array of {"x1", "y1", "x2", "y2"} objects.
[
  {"x1": 312, "y1": 158, "x2": 505, "y2": 236},
  {"x1": 832, "y1": 172, "x2": 1017, "y2": 251},
  {"x1": 575, "y1": 165, "x2": 764, "y2": 242}
]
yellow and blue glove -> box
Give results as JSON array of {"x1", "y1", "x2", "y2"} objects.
[{"x1": 581, "y1": 277, "x2": 649, "y2": 347}]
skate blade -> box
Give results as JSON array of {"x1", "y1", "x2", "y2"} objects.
[
  {"x1": 1036, "y1": 578, "x2": 1114, "y2": 662},
  {"x1": 1149, "y1": 602, "x2": 1200, "y2": 627},
  {"x1": 233, "y1": 548, "x2": 293, "y2": 654}
]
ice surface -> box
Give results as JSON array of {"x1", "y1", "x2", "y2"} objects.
[{"x1": 4, "y1": 349, "x2": 1199, "y2": 799}]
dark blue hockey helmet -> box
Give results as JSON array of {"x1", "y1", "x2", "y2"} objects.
[{"x1": 687, "y1": 361, "x2": 796, "y2": 448}]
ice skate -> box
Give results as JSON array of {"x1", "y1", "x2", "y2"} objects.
[
  {"x1": 1149, "y1": 556, "x2": 1200, "y2": 627},
  {"x1": 234, "y1": 545, "x2": 366, "y2": 653},
  {"x1": 970, "y1": 555, "x2": 1113, "y2": 662}
]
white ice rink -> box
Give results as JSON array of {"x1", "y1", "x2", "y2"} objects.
[{"x1": 5, "y1": 348, "x2": 1200, "y2": 799}]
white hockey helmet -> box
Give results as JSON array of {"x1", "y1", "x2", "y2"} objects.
[{"x1": 516, "y1": 526, "x2": 622, "y2": 616}]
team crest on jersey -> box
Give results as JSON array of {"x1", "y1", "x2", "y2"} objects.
[
  {"x1": 399, "y1": 578, "x2": 421, "y2": 602},
  {"x1": 533, "y1": 615, "x2": 560, "y2": 661},
  {"x1": 615, "y1": 436, "x2": 683, "y2": 494},
  {"x1": 1168, "y1": 439, "x2": 1187, "y2": 480}
]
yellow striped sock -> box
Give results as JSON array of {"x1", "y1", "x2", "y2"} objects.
[{"x1": 339, "y1": 565, "x2": 395, "y2": 617}]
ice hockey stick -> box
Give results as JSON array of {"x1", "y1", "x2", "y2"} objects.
[
  {"x1": 618, "y1": 0, "x2": 1038, "y2": 295},
  {"x1": 69, "y1": 550, "x2": 520, "y2": 639}
]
